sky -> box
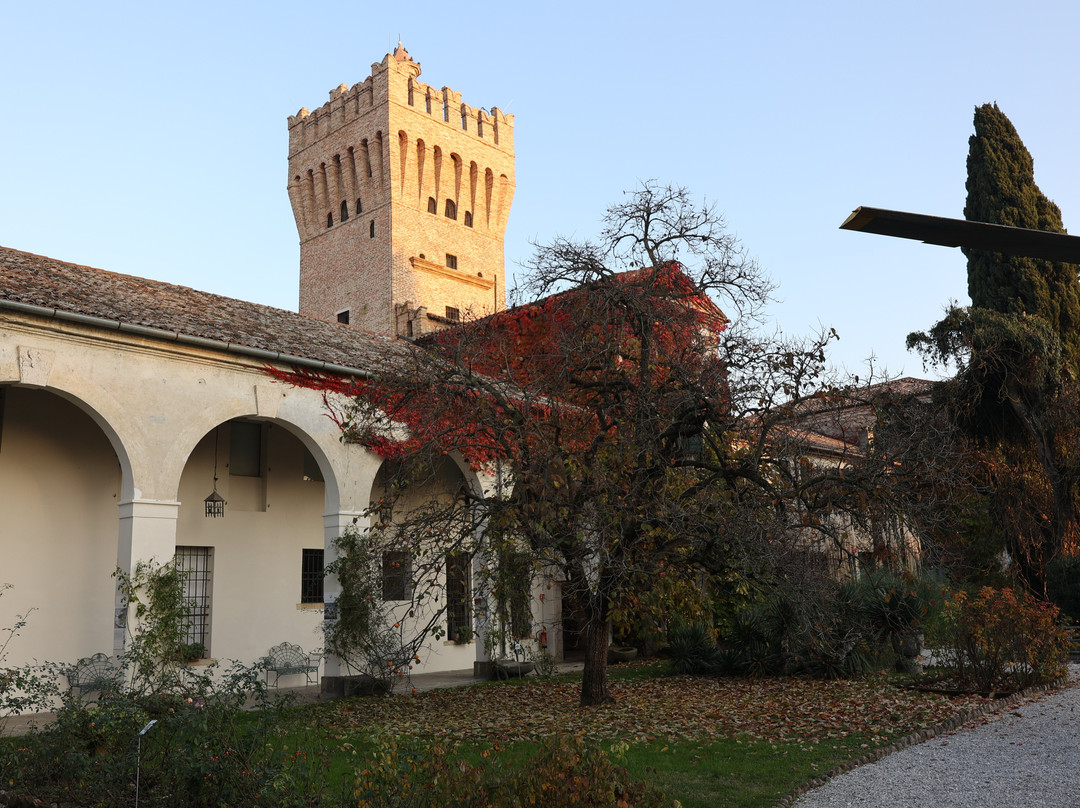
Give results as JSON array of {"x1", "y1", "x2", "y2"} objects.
[{"x1": 3, "y1": 0, "x2": 1078, "y2": 381}]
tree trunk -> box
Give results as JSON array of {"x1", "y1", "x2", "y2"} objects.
[{"x1": 579, "y1": 596, "x2": 614, "y2": 707}]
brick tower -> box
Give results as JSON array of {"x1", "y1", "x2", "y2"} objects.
[{"x1": 287, "y1": 43, "x2": 515, "y2": 336}]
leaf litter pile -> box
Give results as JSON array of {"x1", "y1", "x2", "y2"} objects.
[{"x1": 321, "y1": 670, "x2": 991, "y2": 747}]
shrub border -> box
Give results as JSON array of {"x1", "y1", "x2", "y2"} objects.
[{"x1": 773, "y1": 674, "x2": 1073, "y2": 808}]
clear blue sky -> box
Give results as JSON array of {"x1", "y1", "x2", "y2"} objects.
[{"x1": 3, "y1": 0, "x2": 1078, "y2": 379}]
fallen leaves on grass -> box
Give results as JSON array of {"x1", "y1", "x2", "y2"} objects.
[{"x1": 320, "y1": 672, "x2": 990, "y2": 747}]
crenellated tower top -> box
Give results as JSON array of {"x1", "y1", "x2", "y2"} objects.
[{"x1": 288, "y1": 45, "x2": 516, "y2": 336}]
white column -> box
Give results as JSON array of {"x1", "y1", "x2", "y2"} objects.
[
  {"x1": 114, "y1": 499, "x2": 180, "y2": 652},
  {"x1": 321, "y1": 511, "x2": 365, "y2": 680}
]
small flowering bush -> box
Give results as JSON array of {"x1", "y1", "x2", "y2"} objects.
[
  {"x1": 351, "y1": 733, "x2": 671, "y2": 808},
  {"x1": 938, "y1": 586, "x2": 1069, "y2": 693}
]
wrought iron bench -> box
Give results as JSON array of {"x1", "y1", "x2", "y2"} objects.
[
  {"x1": 261, "y1": 642, "x2": 322, "y2": 687},
  {"x1": 67, "y1": 652, "x2": 124, "y2": 694}
]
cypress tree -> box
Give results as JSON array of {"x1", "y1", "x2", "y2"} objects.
[{"x1": 964, "y1": 102, "x2": 1080, "y2": 369}]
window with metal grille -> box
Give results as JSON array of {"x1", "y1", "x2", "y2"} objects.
[
  {"x1": 174, "y1": 546, "x2": 213, "y2": 650},
  {"x1": 445, "y1": 306, "x2": 460, "y2": 322},
  {"x1": 381, "y1": 551, "x2": 412, "y2": 601},
  {"x1": 446, "y1": 552, "x2": 471, "y2": 638},
  {"x1": 301, "y1": 549, "x2": 324, "y2": 604},
  {"x1": 445, "y1": 253, "x2": 457, "y2": 270},
  {"x1": 337, "y1": 310, "x2": 350, "y2": 324}
]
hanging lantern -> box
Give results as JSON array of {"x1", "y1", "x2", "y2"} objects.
[
  {"x1": 204, "y1": 487, "x2": 225, "y2": 518},
  {"x1": 204, "y1": 427, "x2": 226, "y2": 518}
]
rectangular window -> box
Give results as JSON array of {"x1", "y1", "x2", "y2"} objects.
[
  {"x1": 301, "y1": 549, "x2": 324, "y2": 604},
  {"x1": 381, "y1": 551, "x2": 412, "y2": 601},
  {"x1": 229, "y1": 421, "x2": 262, "y2": 477},
  {"x1": 336, "y1": 310, "x2": 350, "y2": 324},
  {"x1": 446, "y1": 552, "x2": 471, "y2": 639},
  {"x1": 445, "y1": 253, "x2": 458, "y2": 270},
  {"x1": 175, "y1": 546, "x2": 213, "y2": 652},
  {"x1": 445, "y1": 306, "x2": 460, "y2": 322}
]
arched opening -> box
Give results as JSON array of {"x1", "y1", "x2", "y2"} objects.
[
  {"x1": 340, "y1": 200, "x2": 349, "y2": 222},
  {"x1": 0, "y1": 386, "x2": 123, "y2": 666},
  {"x1": 444, "y1": 199, "x2": 457, "y2": 220},
  {"x1": 367, "y1": 455, "x2": 477, "y2": 653},
  {"x1": 175, "y1": 418, "x2": 330, "y2": 663}
]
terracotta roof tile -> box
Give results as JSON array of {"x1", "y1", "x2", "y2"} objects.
[{"x1": 0, "y1": 246, "x2": 403, "y2": 372}]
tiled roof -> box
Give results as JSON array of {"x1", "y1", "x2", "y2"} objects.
[
  {"x1": 0, "y1": 245, "x2": 403, "y2": 372},
  {"x1": 780, "y1": 377, "x2": 936, "y2": 458}
]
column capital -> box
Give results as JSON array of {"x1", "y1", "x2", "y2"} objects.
[{"x1": 117, "y1": 499, "x2": 181, "y2": 520}]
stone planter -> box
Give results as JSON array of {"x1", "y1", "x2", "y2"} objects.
[
  {"x1": 491, "y1": 659, "x2": 535, "y2": 680},
  {"x1": 607, "y1": 646, "x2": 638, "y2": 664},
  {"x1": 322, "y1": 674, "x2": 390, "y2": 698}
]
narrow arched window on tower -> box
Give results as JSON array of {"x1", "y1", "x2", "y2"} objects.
[
  {"x1": 461, "y1": 104, "x2": 468, "y2": 131},
  {"x1": 427, "y1": 197, "x2": 437, "y2": 214},
  {"x1": 464, "y1": 211, "x2": 473, "y2": 228},
  {"x1": 369, "y1": 220, "x2": 375, "y2": 238},
  {"x1": 340, "y1": 201, "x2": 349, "y2": 222},
  {"x1": 445, "y1": 199, "x2": 457, "y2": 220},
  {"x1": 356, "y1": 199, "x2": 362, "y2": 214},
  {"x1": 327, "y1": 212, "x2": 333, "y2": 228}
]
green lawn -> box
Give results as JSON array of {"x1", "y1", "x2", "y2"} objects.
[
  {"x1": 303, "y1": 661, "x2": 990, "y2": 807},
  {"x1": 0, "y1": 662, "x2": 995, "y2": 807}
]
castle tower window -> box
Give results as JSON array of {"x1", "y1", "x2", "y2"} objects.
[
  {"x1": 444, "y1": 199, "x2": 457, "y2": 220},
  {"x1": 464, "y1": 211, "x2": 473, "y2": 228},
  {"x1": 427, "y1": 197, "x2": 437, "y2": 214},
  {"x1": 356, "y1": 199, "x2": 362, "y2": 214},
  {"x1": 340, "y1": 200, "x2": 349, "y2": 222},
  {"x1": 445, "y1": 253, "x2": 458, "y2": 270},
  {"x1": 461, "y1": 105, "x2": 468, "y2": 131},
  {"x1": 406, "y1": 319, "x2": 414, "y2": 337},
  {"x1": 337, "y1": 310, "x2": 350, "y2": 324},
  {"x1": 369, "y1": 220, "x2": 375, "y2": 238},
  {"x1": 445, "y1": 306, "x2": 460, "y2": 322},
  {"x1": 477, "y1": 115, "x2": 484, "y2": 138},
  {"x1": 425, "y1": 90, "x2": 432, "y2": 115},
  {"x1": 327, "y1": 212, "x2": 333, "y2": 228}
]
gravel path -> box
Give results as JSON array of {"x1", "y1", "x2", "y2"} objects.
[{"x1": 794, "y1": 672, "x2": 1080, "y2": 807}]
